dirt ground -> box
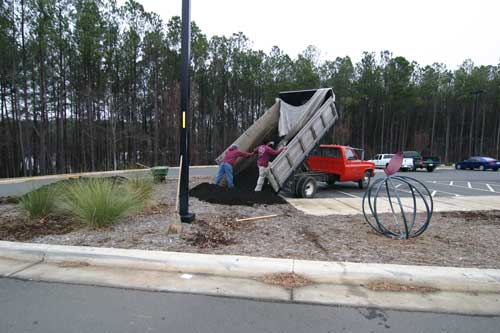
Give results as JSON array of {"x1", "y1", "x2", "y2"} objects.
[{"x1": 1, "y1": 176, "x2": 500, "y2": 269}]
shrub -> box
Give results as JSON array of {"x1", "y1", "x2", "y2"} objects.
[
  {"x1": 125, "y1": 177, "x2": 154, "y2": 205},
  {"x1": 19, "y1": 185, "x2": 60, "y2": 219},
  {"x1": 62, "y1": 179, "x2": 140, "y2": 228}
]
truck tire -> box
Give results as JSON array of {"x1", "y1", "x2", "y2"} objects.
[
  {"x1": 300, "y1": 177, "x2": 317, "y2": 198},
  {"x1": 358, "y1": 171, "x2": 371, "y2": 189},
  {"x1": 294, "y1": 176, "x2": 306, "y2": 198},
  {"x1": 426, "y1": 166, "x2": 435, "y2": 172}
]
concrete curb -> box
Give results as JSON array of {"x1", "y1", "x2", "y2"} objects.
[
  {"x1": 2, "y1": 241, "x2": 500, "y2": 315},
  {"x1": 0, "y1": 241, "x2": 292, "y2": 278},
  {"x1": 0, "y1": 166, "x2": 218, "y2": 184},
  {"x1": 1, "y1": 241, "x2": 499, "y2": 293}
]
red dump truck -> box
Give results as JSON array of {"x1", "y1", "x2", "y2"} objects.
[{"x1": 287, "y1": 145, "x2": 375, "y2": 198}]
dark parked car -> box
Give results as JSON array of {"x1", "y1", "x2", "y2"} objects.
[
  {"x1": 402, "y1": 151, "x2": 440, "y2": 172},
  {"x1": 455, "y1": 156, "x2": 500, "y2": 171}
]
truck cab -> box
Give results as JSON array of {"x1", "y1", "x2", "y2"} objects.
[
  {"x1": 402, "y1": 151, "x2": 440, "y2": 172},
  {"x1": 307, "y1": 145, "x2": 375, "y2": 188}
]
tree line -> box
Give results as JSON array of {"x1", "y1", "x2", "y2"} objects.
[{"x1": 1, "y1": 0, "x2": 499, "y2": 178}]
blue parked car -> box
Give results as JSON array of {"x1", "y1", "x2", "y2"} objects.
[{"x1": 455, "y1": 156, "x2": 500, "y2": 171}]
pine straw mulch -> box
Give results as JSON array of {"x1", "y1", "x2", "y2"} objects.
[{"x1": 258, "y1": 273, "x2": 312, "y2": 289}]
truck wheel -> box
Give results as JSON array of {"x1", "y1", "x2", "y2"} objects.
[
  {"x1": 358, "y1": 171, "x2": 371, "y2": 189},
  {"x1": 300, "y1": 177, "x2": 317, "y2": 198},
  {"x1": 294, "y1": 177, "x2": 306, "y2": 198},
  {"x1": 427, "y1": 167, "x2": 435, "y2": 172}
]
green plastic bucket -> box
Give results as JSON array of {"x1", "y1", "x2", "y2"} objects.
[{"x1": 150, "y1": 166, "x2": 169, "y2": 182}]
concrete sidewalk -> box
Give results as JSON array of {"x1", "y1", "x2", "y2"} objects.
[
  {"x1": 286, "y1": 195, "x2": 500, "y2": 216},
  {"x1": 1, "y1": 241, "x2": 499, "y2": 315}
]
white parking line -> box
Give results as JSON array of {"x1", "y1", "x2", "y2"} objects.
[
  {"x1": 442, "y1": 183, "x2": 500, "y2": 194},
  {"x1": 335, "y1": 190, "x2": 361, "y2": 199},
  {"x1": 428, "y1": 188, "x2": 462, "y2": 197},
  {"x1": 474, "y1": 182, "x2": 500, "y2": 188},
  {"x1": 467, "y1": 182, "x2": 472, "y2": 188},
  {"x1": 431, "y1": 190, "x2": 437, "y2": 197},
  {"x1": 450, "y1": 181, "x2": 454, "y2": 186},
  {"x1": 486, "y1": 184, "x2": 495, "y2": 192}
]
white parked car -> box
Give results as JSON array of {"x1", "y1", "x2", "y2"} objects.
[
  {"x1": 369, "y1": 153, "x2": 414, "y2": 171},
  {"x1": 369, "y1": 154, "x2": 395, "y2": 169}
]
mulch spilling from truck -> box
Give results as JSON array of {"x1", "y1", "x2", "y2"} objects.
[{"x1": 189, "y1": 166, "x2": 286, "y2": 206}]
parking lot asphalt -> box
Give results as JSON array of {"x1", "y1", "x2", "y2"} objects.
[
  {"x1": 2, "y1": 166, "x2": 499, "y2": 200},
  {"x1": 313, "y1": 168, "x2": 500, "y2": 199}
]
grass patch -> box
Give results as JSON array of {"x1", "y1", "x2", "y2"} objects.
[
  {"x1": 61, "y1": 179, "x2": 142, "y2": 228},
  {"x1": 125, "y1": 177, "x2": 154, "y2": 205},
  {"x1": 18, "y1": 185, "x2": 60, "y2": 219}
]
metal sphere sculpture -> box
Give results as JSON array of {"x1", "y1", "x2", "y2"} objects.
[{"x1": 362, "y1": 152, "x2": 433, "y2": 239}]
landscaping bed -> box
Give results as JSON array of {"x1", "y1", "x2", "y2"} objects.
[{"x1": 1, "y1": 176, "x2": 500, "y2": 268}]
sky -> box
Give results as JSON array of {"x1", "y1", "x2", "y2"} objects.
[{"x1": 118, "y1": 0, "x2": 500, "y2": 68}]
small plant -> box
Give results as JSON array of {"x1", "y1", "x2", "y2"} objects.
[
  {"x1": 62, "y1": 179, "x2": 140, "y2": 228},
  {"x1": 19, "y1": 185, "x2": 60, "y2": 219},
  {"x1": 125, "y1": 177, "x2": 154, "y2": 205}
]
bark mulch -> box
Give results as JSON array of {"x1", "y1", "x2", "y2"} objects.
[
  {"x1": 189, "y1": 183, "x2": 286, "y2": 206},
  {"x1": 2, "y1": 176, "x2": 500, "y2": 269},
  {"x1": 0, "y1": 211, "x2": 82, "y2": 242}
]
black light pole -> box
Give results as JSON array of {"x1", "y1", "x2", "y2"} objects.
[{"x1": 179, "y1": 0, "x2": 195, "y2": 223}]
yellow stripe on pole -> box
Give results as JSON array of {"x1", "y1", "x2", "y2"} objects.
[{"x1": 182, "y1": 111, "x2": 186, "y2": 129}]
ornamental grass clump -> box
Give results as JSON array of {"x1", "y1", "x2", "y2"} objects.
[
  {"x1": 62, "y1": 179, "x2": 141, "y2": 228},
  {"x1": 19, "y1": 185, "x2": 60, "y2": 219},
  {"x1": 125, "y1": 177, "x2": 154, "y2": 205}
]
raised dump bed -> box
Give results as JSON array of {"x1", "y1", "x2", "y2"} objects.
[{"x1": 267, "y1": 95, "x2": 338, "y2": 193}]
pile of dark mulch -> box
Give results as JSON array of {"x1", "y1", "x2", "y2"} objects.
[
  {"x1": 190, "y1": 164, "x2": 287, "y2": 206},
  {"x1": 189, "y1": 183, "x2": 286, "y2": 206}
]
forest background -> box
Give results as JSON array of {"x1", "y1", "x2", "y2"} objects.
[{"x1": 1, "y1": 0, "x2": 499, "y2": 178}]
